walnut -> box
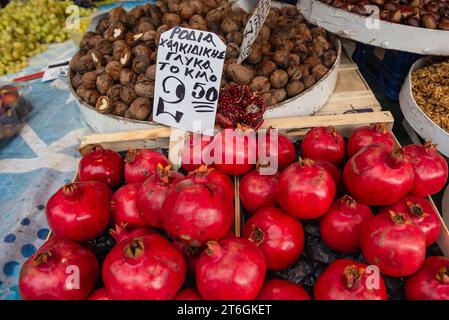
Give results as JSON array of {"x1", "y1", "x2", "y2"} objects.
[
  {"x1": 113, "y1": 40, "x2": 128, "y2": 51},
  {"x1": 180, "y1": 4, "x2": 194, "y2": 20},
  {"x1": 322, "y1": 50, "x2": 337, "y2": 68},
  {"x1": 311, "y1": 26, "x2": 327, "y2": 38},
  {"x1": 272, "y1": 51, "x2": 291, "y2": 69},
  {"x1": 260, "y1": 41, "x2": 272, "y2": 56},
  {"x1": 88, "y1": 49, "x2": 104, "y2": 69},
  {"x1": 163, "y1": 12, "x2": 182, "y2": 27},
  {"x1": 96, "y1": 73, "x2": 114, "y2": 94},
  {"x1": 77, "y1": 87, "x2": 100, "y2": 106},
  {"x1": 70, "y1": 52, "x2": 95, "y2": 74},
  {"x1": 304, "y1": 56, "x2": 322, "y2": 69},
  {"x1": 270, "y1": 32, "x2": 288, "y2": 50},
  {"x1": 96, "y1": 96, "x2": 112, "y2": 114},
  {"x1": 112, "y1": 101, "x2": 128, "y2": 117},
  {"x1": 146, "y1": 4, "x2": 163, "y2": 27},
  {"x1": 137, "y1": 22, "x2": 154, "y2": 33},
  {"x1": 150, "y1": 51, "x2": 158, "y2": 63},
  {"x1": 121, "y1": 13, "x2": 137, "y2": 28},
  {"x1": 156, "y1": 24, "x2": 170, "y2": 43},
  {"x1": 286, "y1": 81, "x2": 305, "y2": 97},
  {"x1": 313, "y1": 35, "x2": 333, "y2": 51},
  {"x1": 188, "y1": 0, "x2": 204, "y2": 15},
  {"x1": 289, "y1": 54, "x2": 300, "y2": 67},
  {"x1": 145, "y1": 65, "x2": 157, "y2": 81},
  {"x1": 226, "y1": 63, "x2": 255, "y2": 85},
  {"x1": 108, "y1": 7, "x2": 126, "y2": 21},
  {"x1": 71, "y1": 73, "x2": 82, "y2": 89},
  {"x1": 80, "y1": 70, "x2": 98, "y2": 89},
  {"x1": 104, "y1": 21, "x2": 125, "y2": 41},
  {"x1": 133, "y1": 44, "x2": 152, "y2": 57},
  {"x1": 120, "y1": 69, "x2": 137, "y2": 86},
  {"x1": 142, "y1": 30, "x2": 157, "y2": 42},
  {"x1": 134, "y1": 80, "x2": 155, "y2": 98},
  {"x1": 270, "y1": 69, "x2": 289, "y2": 89},
  {"x1": 107, "y1": 84, "x2": 122, "y2": 103},
  {"x1": 105, "y1": 61, "x2": 123, "y2": 81},
  {"x1": 189, "y1": 22, "x2": 208, "y2": 31},
  {"x1": 125, "y1": 97, "x2": 152, "y2": 120},
  {"x1": 201, "y1": 0, "x2": 218, "y2": 10},
  {"x1": 156, "y1": 0, "x2": 168, "y2": 13},
  {"x1": 129, "y1": 6, "x2": 145, "y2": 20},
  {"x1": 281, "y1": 6, "x2": 300, "y2": 17},
  {"x1": 265, "y1": 8, "x2": 280, "y2": 29},
  {"x1": 312, "y1": 64, "x2": 329, "y2": 81},
  {"x1": 221, "y1": 18, "x2": 239, "y2": 34},
  {"x1": 246, "y1": 44, "x2": 263, "y2": 65},
  {"x1": 190, "y1": 14, "x2": 207, "y2": 26},
  {"x1": 249, "y1": 76, "x2": 271, "y2": 94},
  {"x1": 80, "y1": 34, "x2": 103, "y2": 51},
  {"x1": 226, "y1": 31, "x2": 243, "y2": 46},
  {"x1": 309, "y1": 43, "x2": 324, "y2": 58},
  {"x1": 297, "y1": 64, "x2": 310, "y2": 78},
  {"x1": 113, "y1": 45, "x2": 132, "y2": 67},
  {"x1": 206, "y1": 7, "x2": 224, "y2": 28},
  {"x1": 256, "y1": 25, "x2": 271, "y2": 43},
  {"x1": 303, "y1": 75, "x2": 316, "y2": 89},
  {"x1": 271, "y1": 88, "x2": 287, "y2": 103},
  {"x1": 226, "y1": 43, "x2": 240, "y2": 59},
  {"x1": 120, "y1": 85, "x2": 138, "y2": 104},
  {"x1": 167, "y1": 0, "x2": 180, "y2": 13},
  {"x1": 95, "y1": 39, "x2": 113, "y2": 56},
  {"x1": 256, "y1": 60, "x2": 277, "y2": 78},
  {"x1": 132, "y1": 55, "x2": 151, "y2": 74},
  {"x1": 125, "y1": 32, "x2": 144, "y2": 47},
  {"x1": 95, "y1": 18, "x2": 109, "y2": 34},
  {"x1": 287, "y1": 65, "x2": 303, "y2": 81}
]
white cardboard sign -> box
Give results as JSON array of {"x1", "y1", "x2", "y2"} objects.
[
  {"x1": 152, "y1": 27, "x2": 226, "y2": 135},
  {"x1": 237, "y1": 0, "x2": 272, "y2": 64}
]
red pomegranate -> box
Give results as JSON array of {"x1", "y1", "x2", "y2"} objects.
[
  {"x1": 404, "y1": 141, "x2": 448, "y2": 197},
  {"x1": 277, "y1": 159, "x2": 336, "y2": 219},
  {"x1": 301, "y1": 126, "x2": 345, "y2": 165},
  {"x1": 314, "y1": 259, "x2": 388, "y2": 300},
  {"x1": 315, "y1": 160, "x2": 342, "y2": 188},
  {"x1": 196, "y1": 238, "x2": 266, "y2": 300},
  {"x1": 187, "y1": 165, "x2": 234, "y2": 203},
  {"x1": 212, "y1": 126, "x2": 257, "y2": 176},
  {"x1": 405, "y1": 256, "x2": 449, "y2": 300},
  {"x1": 172, "y1": 239, "x2": 203, "y2": 277},
  {"x1": 258, "y1": 128, "x2": 296, "y2": 171},
  {"x1": 19, "y1": 237, "x2": 99, "y2": 300},
  {"x1": 161, "y1": 178, "x2": 234, "y2": 246},
  {"x1": 360, "y1": 211, "x2": 426, "y2": 277},
  {"x1": 111, "y1": 183, "x2": 147, "y2": 229},
  {"x1": 109, "y1": 224, "x2": 154, "y2": 243},
  {"x1": 46, "y1": 181, "x2": 111, "y2": 242},
  {"x1": 257, "y1": 279, "x2": 310, "y2": 300},
  {"x1": 136, "y1": 165, "x2": 184, "y2": 228},
  {"x1": 243, "y1": 207, "x2": 304, "y2": 270},
  {"x1": 88, "y1": 288, "x2": 109, "y2": 300},
  {"x1": 320, "y1": 195, "x2": 373, "y2": 253},
  {"x1": 380, "y1": 195, "x2": 440, "y2": 246},
  {"x1": 174, "y1": 288, "x2": 203, "y2": 300},
  {"x1": 124, "y1": 148, "x2": 169, "y2": 183},
  {"x1": 239, "y1": 165, "x2": 280, "y2": 214},
  {"x1": 343, "y1": 144, "x2": 414, "y2": 206},
  {"x1": 102, "y1": 233, "x2": 186, "y2": 300},
  {"x1": 347, "y1": 123, "x2": 395, "y2": 158},
  {"x1": 79, "y1": 145, "x2": 123, "y2": 188},
  {"x1": 181, "y1": 133, "x2": 213, "y2": 172}
]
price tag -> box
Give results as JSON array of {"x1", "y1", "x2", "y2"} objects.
[
  {"x1": 237, "y1": 0, "x2": 272, "y2": 64},
  {"x1": 41, "y1": 61, "x2": 70, "y2": 82},
  {"x1": 152, "y1": 27, "x2": 226, "y2": 135}
]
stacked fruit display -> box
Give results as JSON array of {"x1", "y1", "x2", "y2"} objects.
[{"x1": 18, "y1": 122, "x2": 449, "y2": 300}]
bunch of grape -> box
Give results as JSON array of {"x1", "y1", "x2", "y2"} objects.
[{"x1": 0, "y1": 0, "x2": 94, "y2": 75}]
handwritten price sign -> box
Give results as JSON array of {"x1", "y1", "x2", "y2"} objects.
[{"x1": 152, "y1": 27, "x2": 226, "y2": 134}]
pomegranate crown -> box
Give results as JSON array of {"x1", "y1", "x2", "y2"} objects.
[{"x1": 343, "y1": 264, "x2": 365, "y2": 289}]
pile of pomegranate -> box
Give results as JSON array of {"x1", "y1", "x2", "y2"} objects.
[{"x1": 18, "y1": 124, "x2": 449, "y2": 300}]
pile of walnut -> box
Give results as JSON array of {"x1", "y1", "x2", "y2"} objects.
[{"x1": 69, "y1": 0, "x2": 338, "y2": 121}]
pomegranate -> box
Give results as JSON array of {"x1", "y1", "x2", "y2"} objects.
[
  {"x1": 19, "y1": 237, "x2": 99, "y2": 300},
  {"x1": 314, "y1": 259, "x2": 388, "y2": 300},
  {"x1": 196, "y1": 238, "x2": 266, "y2": 300},
  {"x1": 239, "y1": 164, "x2": 280, "y2": 214},
  {"x1": 174, "y1": 288, "x2": 203, "y2": 300},
  {"x1": 315, "y1": 160, "x2": 342, "y2": 188},
  {"x1": 136, "y1": 164, "x2": 184, "y2": 228},
  {"x1": 257, "y1": 279, "x2": 310, "y2": 300},
  {"x1": 78, "y1": 145, "x2": 123, "y2": 188},
  {"x1": 405, "y1": 256, "x2": 449, "y2": 300},
  {"x1": 111, "y1": 183, "x2": 147, "y2": 229},
  {"x1": 277, "y1": 159, "x2": 336, "y2": 219},
  {"x1": 404, "y1": 141, "x2": 448, "y2": 197},
  {"x1": 301, "y1": 126, "x2": 345, "y2": 165},
  {"x1": 46, "y1": 181, "x2": 111, "y2": 242},
  {"x1": 109, "y1": 224, "x2": 154, "y2": 243},
  {"x1": 88, "y1": 288, "x2": 109, "y2": 300},
  {"x1": 243, "y1": 207, "x2": 304, "y2": 270},
  {"x1": 188, "y1": 165, "x2": 234, "y2": 203},
  {"x1": 181, "y1": 133, "x2": 213, "y2": 172},
  {"x1": 360, "y1": 211, "x2": 426, "y2": 277},
  {"x1": 343, "y1": 144, "x2": 414, "y2": 206},
  {"x1": 124, "y1": 148, "x2": 169, "y2": 183},
  {"x1": 212, "y1": 126, "x2": 257, "y2": 176},
  {"x1": 258, "y1": 128, "x2": 296, "y2": 171},
  {"x1": 102, "y1": 233, "x2": 186, "y2": 300},
  {"x1": 380, "y1": 195, "x2": 440, "y2": 246},
  {"x1": 161, "y1": 178, "x2": 234, "y2": 246},
  {"x1": 172, "y1": 239, "x2": 203, "y2": 276},
  {"x1": 347, "y1": 123, "x2": 395, "y2": 158},
  {"x1": 320, "y1": 195, "x2": 373, "y2": 253}
]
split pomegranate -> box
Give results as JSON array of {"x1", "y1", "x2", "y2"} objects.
[
  {"x1": 174, "y1": 288, "x2": 203, "y2": 300},
  {"x1": 212, "y1": 126, "x2": 257, "y2": 176},
  {"x1": 239, "y1": 165, "x2": 280, "y2": 214},
  {"x1": 19, "y1": 237, "x2": 99, "y2": 300},
  {"x1": 315, "y1": 160, "x2": 342, "y2": 188},
  {"x1": 404, "y1": 141, "x2": 448, "y2": 197},
  {"x1": 172, "y1": 239, "x2": 203, "y2": 276},
  {"x1": 257, "y1": 279, "x2": 310, "y2": 300},
  {"x1": 136, "y1": 164, "x2": 184, "y2": 228},
  {"x1": 196, "y1": 238, "x2": 266, "y2": 300},
  {"x1": 277, "y1": 159, "x2": 336, "y2": 219},
  {"x1": 258, "y1": 128, "x2": 296, "y2": 171},
  {"x1": 111, "y1": 183, "x2": 147, "y2": 229},
  {"x1": 161, "y1": 178, "x2": 234, "y2": 246},
  {"x1": 187, "y1": 165, "x2": 234, "y2": 203},
  {"x1": 109, "y1": 224, "x2": 154, "y2": 243},
  {"x1": 181, "y1": 134, "x2": 213, "y2": 172},
  {"x1": 346, "y1": 123, "x2": 395, "y2": 158},
  {"x1": 343, "y1": 144, "x2": 414, "y2": 206},
  {"x1": 78, "y1": 145, "x2": 123, "y2": 188},
  {"x1": 360, "y1": 210, "x2": 426, "y2": 277},
  {"x1": 88, "y1": 288, "x2": 109, "y2": 300},
  {"x1": 243, "y1": 207, "x2": 304, "y2": 270},
  {"x1": 102, "y1": 233, "x2": 186, "y2": 300},
  {"x1": 124, "y1": 148, "x2": 169, "y2": 183},
  {"x1": 405, "y1": 256, "x2": 449, "y2": 300},
  {"x1": 301, "y1": 126, "x2": 345, "y2": 165},
  {"x1": 320, "y1": 195, "x2": 373, "y2": 253},
  {"x1": 314, "y1": 259, "x2": 388, "y2": 300},
  {"x1": 46, "y1": 181, "x2": 111, "y2": 242},
  {"x1": 380, "y1": 195, "x2": 440, "y2": 246}
]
